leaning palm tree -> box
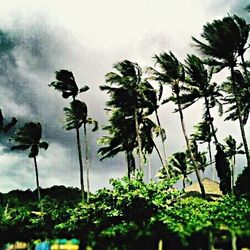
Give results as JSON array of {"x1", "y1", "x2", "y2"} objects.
[
  {"x1": 49, "y1": 70, "x2": 90, "y2": 201},
  {"x1": 184, "y1": 54, "x2": 222, "y2": 146},
  {"x1": 192, "y1": 15, "x2": 250, "y2": 169},
  {"x1": 49, "y1": 70, "x2": 89, "y2": 99},
  {"x1": 100, "y1": 60, "x2": 149, "y2": 171},
  {"x1": 10, "y1": 122, "x2": 49, "y2": 203},
  {"x1": 149, "y1": 51, "x2": 206, "y2": 198}
]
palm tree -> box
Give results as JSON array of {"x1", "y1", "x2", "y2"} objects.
[
  {"x1": 10, "y1": 122, "x2": 49, "y2": 203},
  {"x1": 0, "y1": 109, "x2": 17, "y2": 133},
  {"x1": 100, "y1": 60, "x2": 152, "y2": 171},
  {"x1": 192, "y1": 15, "x2": 250, "y2": 169},
  {"x1": 184, "y1": 54, "x2": 222, "y2": 146},
  {"x1": 191, "y1": 120, "x2": 214, "y2": 179},
  {"x1": 223, "y1": 135, "x2": 244, "y2": 189},
  {"x1": 49, "y1": 70, "x2": 90, "y2": 201},
  {"x1": 98, "y1": 109, "x2": 137, "y2": 179},
  {"x1": 64, "y1": 100, "x2": 97, "y2": 202},
  {"x1": 149, "y1": 51, "x2": 206, "y2": 198},
  {"x1": 222, "y1": 70, "x2": 250, "y2": 125},
  {"x1": 167, "y1": 152, "x2": 191, "y2": 189},
  {"x1": 49, "y1": 70, "x2": 89, "y2": 99}
]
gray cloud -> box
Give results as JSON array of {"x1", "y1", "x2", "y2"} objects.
[{"x1": 0, "y1": 1, "x2": 249, "y2": 193}]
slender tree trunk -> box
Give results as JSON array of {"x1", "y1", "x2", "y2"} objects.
[
  {"x1": 152, "y1": 140, "x2": 165, "y2": 169},
  {"x1": 176, "y1": 88, "x2": 206, "y2": 198},
  {"x1": 204, "y1": 97, "x2": 219, "y2": 145},
  {"x1": 33, "y1": 156, "x2": 42, "y2": 210},
  {"x1": 231, "y1": 155, "x2": 236, "y2": 191},
  {"x1": 155, "y1": 110, "x2": 170, "y2": 178},
  {"x1": 76, "y1": 127, "x2": 85, "y2": 201},
  {"x1": 155, "y1": 110, "x2": 167, "y2": 161},
  {"x1": 84, "y1": 123, "x2": 90, "y2": 203},
  {"x1": 182, "y1": 178, "x2": 186, "y2": 190},
  {"x1": 147, "y1": 154, "x2": 151, "y2": 181},
  {"x1": 208, "y1": 141, "x2": 214, "y2": 181},
  {"x1": 134, "y1": 109, "x2": 144, "y2": 171},
  {"x1": 126, "y1": 151, "x2": 131, "y2": 180},
  {"x1": 230, "y1": 67, "x2": 250, "y2": 168}
]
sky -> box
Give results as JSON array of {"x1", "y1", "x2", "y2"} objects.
[{"x1": 0, "y1": 0, "x2": 249, "y2": 193}]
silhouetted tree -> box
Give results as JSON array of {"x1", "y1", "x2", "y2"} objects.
[
  {"x1": 10, "y1": 122, "x2": 48, "y2": 204},
  {"x1": 49, "y1": 70, "x2": 89, "y2": 201}
]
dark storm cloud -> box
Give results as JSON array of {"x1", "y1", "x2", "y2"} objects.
[{"x1": 0, "y1": 15, "x2": 134, "y2": 193}]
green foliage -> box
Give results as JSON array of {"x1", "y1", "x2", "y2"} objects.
[{"x1": 0, "y1": 178, "x2": 250, "y2": 248}]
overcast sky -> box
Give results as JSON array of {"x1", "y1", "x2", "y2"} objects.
[{"x1": 0, "y1": 0, "x2": 249, "y2": 193}]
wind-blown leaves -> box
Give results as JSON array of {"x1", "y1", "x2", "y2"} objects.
[
  {"x1": 49, "y1": 70, "x2": 89, "y2": 99},
  {"x1": 10, "y1": 122, "x2": 48, "y2": 158}
]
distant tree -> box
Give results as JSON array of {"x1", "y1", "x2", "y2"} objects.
[
  {"x1": 10, "y1": 122, "x2": 49, "y2": 204},
  {"x1": 215, "y1": 144, "x2": 231, "y2": 194},
  {"x1": 167, "y1": 152, "x2": 191, "y2": 189},
  {"x1": 149, "y1": 51, "x2": 206, "y2": 198},
  {"x1": 49, "y1": 70, "x2": 89, "y2": 201},
  {"x1": 191, "y1": 120, "x2": 215, "y2": 179},
  {"x1": 223, "y1": 135, "x2": 244, "y2": 189}
]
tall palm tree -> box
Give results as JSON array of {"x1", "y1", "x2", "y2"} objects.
[
  {"x1": 149, "y1": 51, "x2": 206, "y2": 198},
  {"x1": 49, "y1": 70, "x2": 90, "y2": 201},
  {"x1": 0, "y1": 109, "x2": 17, "y2": 133},
  {"x1": 192, "y1": 15, "x2": 250, "y2": 169},
  {"x1": 64, "y1": 100, "x2": 97, "y2": 202},
  {"x1": 10, "y1": 122, "x2": 49, "y2": 203}
]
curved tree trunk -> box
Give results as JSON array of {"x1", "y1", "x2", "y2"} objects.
[
  {"x1": 176, "y1": 88, "x2": 206, "y2": 198},
  {"x1": 76, "y1": 127, "x2": 85, "y2": 201},
  {"x1": 84, "y1": 123, "x2": 90, "y2": 203},
  {"x1": 230, "y1": 67, "x2": 250, "y2": 169},
  {"x1": 134, "y1": 109, "x2": 144, "y2": 171}
]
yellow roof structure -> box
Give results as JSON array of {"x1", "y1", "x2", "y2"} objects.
[{"x1": 184, "y1": 178, "x2": 223, "y2": 200}]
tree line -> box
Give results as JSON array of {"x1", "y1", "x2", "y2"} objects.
[{"x1": 1, "y1": 12, "x2": 250, "y2": 204}]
